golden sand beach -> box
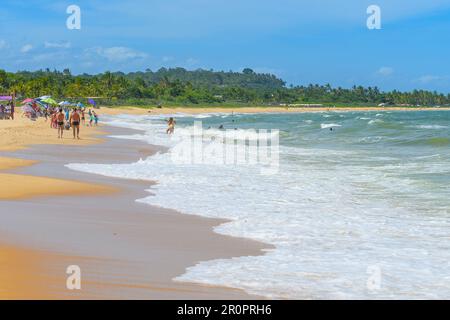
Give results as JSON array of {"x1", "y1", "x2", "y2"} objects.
[
  {"x1": 0, "y1": 110, "x2": 266, "y2": 299},
  {"x1": 0, "y1": 116, "x2": 115, "y2": 199},
  {"x1": 0, "y1": 115, "x2": 118, "y2": 299},
  {"x1": 1, "y1": 105, "x2": 445, "y2": 299},
  {"x1": 0, "y1": 114, "x2": 104, "y2": 152}
]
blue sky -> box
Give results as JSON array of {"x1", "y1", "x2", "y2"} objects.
[{"x1": 1, "y1": 0, "x2": 450, "y2": 92}]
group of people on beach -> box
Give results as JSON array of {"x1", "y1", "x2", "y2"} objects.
[
  {"x1": 0, "y1": 102, "x2": 14, "y2": 120},
  {"x1": 51, "y1": 108, "x2": 99, "y2": 139}
]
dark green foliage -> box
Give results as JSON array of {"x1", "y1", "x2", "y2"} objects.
[{"x1": 2, "y1": 68, "x2": 449, "y2": 106}]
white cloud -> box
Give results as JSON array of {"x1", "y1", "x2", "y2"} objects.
[
  {"x1": 89, "y1": 46, "x2": 148, "y2": 62},
  {"x1": 31, "y1": 52, "x2": 68, "y2": 62},
  {"x1": 377, "y1": 67, "x2": 394, "y2": 76},
  {"x1": 416, "y1": 75, "x2": 447, "y2": 84},
  {"x1": 44, "y1": 41, "x2": 71, "y2": 49},
  {"x1": 186, "y1": 57, "x2": 199, "y2": 66},
  {"x1": 21, "y1": 44, "x2": 33, "y2": 53},
  {"x1": 0, "y1": 40, "x2": 9, "y2": 50},
  {"x1": 162, "y1": 56, "x2": 174, "y2": 62}
]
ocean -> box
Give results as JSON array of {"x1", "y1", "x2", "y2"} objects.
[{"x1": 67, "y1": 110, "x2": 450, "y2": 299}]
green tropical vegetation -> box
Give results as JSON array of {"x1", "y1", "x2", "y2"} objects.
[{"x1": 0, "y1": 67, "x2": 449, "y2": 107}]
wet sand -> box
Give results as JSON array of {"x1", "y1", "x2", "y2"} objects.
[{"x1": 0, "y1": 125, "x2": 270, "y2": 299}]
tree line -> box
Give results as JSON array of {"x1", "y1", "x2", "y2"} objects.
[{"x1": 0, "y1": 68, "x2": 448, "y2": 107}]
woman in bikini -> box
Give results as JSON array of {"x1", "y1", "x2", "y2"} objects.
[{"x1": 166, "y1": 117, "x2": 176, "y2": 135}]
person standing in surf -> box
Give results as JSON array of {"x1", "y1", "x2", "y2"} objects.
[{"x1": 166, "y1": 117, "x2": 176, "y2": 134}]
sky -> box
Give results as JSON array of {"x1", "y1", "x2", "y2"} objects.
[{"x1": 1, "y1": 0, "x2": 450, "y2": 92}]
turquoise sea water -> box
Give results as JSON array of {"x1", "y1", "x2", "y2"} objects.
[{"x1": 68, "y1": 110, "x2": 450, "y2": 299}]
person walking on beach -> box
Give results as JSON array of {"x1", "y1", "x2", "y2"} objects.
[
  {"x1": 70, "y1": 108, "x2": 81, "y2": 139},
  {"x1": 51, "y1": 111, "x2": 57, "y2": 128},
  {"x1": 93, "y1": 111, "x2": 99, "y2": 126},
  {"x1": 166, "y1": 117, "x2": 176, "y2": 134},
  {"x1": 57, "y1": 109, "x2": 66, "y2": 139},
  {"x1": 89, "y1": 110, "x2": 95, "y2": 127},
  {"x1": 81, "y1": 109, "x2": 86, "y2": 126},
  {"x1": 88, "y1": 109, "x2": 93, "y2": 127}
]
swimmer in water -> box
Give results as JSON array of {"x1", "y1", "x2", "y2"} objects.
[{"x1": 166, "y1": 117, "x2": 176, "y2": 134}]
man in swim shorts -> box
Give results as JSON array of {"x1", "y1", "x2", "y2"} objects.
[
  {"x1": 56, "y1": 108, "x2": 65, "y2": 139},
  {"x1": 70, "y1": 108, "x2": 81, "y2": 139}
]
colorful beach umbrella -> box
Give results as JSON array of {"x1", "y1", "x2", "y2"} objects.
[
  {"x1": 35, "y1": 100, "x2": 48, "y2": 109},
  {"x1": 22, "y1": 98, "x2": 34, "y2": 104},
  {"x1": 88, "y1": 98, "x2": 96, "y2": 106},
  {"x1": 41, "y1": 97, "x2": 58, "y2": 105}
]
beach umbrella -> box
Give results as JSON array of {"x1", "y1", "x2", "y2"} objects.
[
  {"x1": 76, "y1": 102, "x2": 85, "y2": 108},
  {"x1": 88, "y1": 98, "x2": 96, "y2": 106},
  {"x1": 41, "y1": 97, "x2": 58, "y2": 105},
  {"x1": 35, "y1": 100, "x2": 48, "y2": 109},
  {"x1": 22, "y1": 98, "x2": 34, "y2": 104},
  {"x1": 58, "y1": 101, "x2": 71, "y2": 106}
]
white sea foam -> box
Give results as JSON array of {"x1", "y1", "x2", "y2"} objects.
[
  {"x1": 66, "y1": 113, "x2": 450, "y2": 299},
  {"x1": 368, "y1": 119, "x2": 384, "y2": 125},
  {"x1": 415, "y1": 125, "x2": 448, "y2": 129},
  {"x1": 321, "y1": 123, "x2": 342, "y2": 129},
  {"x1": 358, "y1": 136, "x2": 384, "y2": 144}
]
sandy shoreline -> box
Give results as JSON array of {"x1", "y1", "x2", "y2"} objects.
[
  {"x1": 0, "y1": 120, "x2": 269, "y2": 299},
  {"x1": 99, "y1": 105, "x2": 450, "y2": 116},
  {"x1": 3, "y1": 106, "x2": 445, "y2": 299},
  {"x1": 0, "y1": 116, "x2": 115, "y2": 201}
]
